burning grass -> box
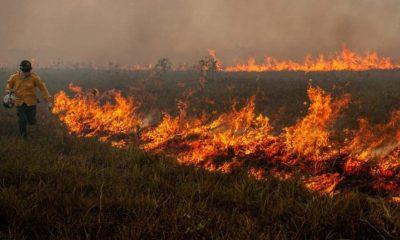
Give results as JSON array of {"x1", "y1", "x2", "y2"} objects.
[
  {"x1": 224, "y1": 46, "x2": 400, "y2": 72},
  {"x1": 35, "y1": 46, "x2": 400, "y2": 73},
  {"x1": 53, "y1": 84, "x2": 142, "y2": 147},
  {"x1": 53, "y1": 84, "x2": 400, "y2": 199},
  {"x1": 1, "y1": 68, "x2": 400, "y2": 239},
  {"x1": 0, "y1": 108, "x2": 399, "y2": 239}
]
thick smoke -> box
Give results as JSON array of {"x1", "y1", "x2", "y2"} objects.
[{"x1": 0, "y1": 0, "x2": 399, "y2": 66}]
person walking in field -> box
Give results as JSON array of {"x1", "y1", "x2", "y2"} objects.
[{"x1": 4, "y1": 60, "x2": 52, "y2": 138}]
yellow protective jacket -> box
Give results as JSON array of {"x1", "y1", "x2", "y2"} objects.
[{"x1": 5, "y1": 72, "x2": 51, "y2": 106}]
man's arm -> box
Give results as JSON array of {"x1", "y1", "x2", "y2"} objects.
[
  {"x1": 34, "y1": 76, "x2": 51, "y2": 102},
  {"x1": 5, "y1": 75, "x2": 15, "y2": 93}
]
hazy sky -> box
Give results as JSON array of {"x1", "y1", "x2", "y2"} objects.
[{"x1": 1, "y1": 0, "x2": 399, "y2": 66}]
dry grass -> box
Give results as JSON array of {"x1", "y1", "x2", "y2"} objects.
[{"x1": 0, "y1": 68, "x2": 400, "y2": 239}]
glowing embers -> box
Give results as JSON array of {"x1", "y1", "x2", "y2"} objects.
[{"x1": 224, "y1": 46, "x2": 399, "y2": 72}]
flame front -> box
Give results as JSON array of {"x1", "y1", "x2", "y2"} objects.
[
  {"x1": 144, "y1": 96, "x2": 275, "y2": 171},
  {"x1": 41, "y1": 46, "x2": 399, "y2": 72},
  {"x1": 52, "y1": 84, "x2": 142, "y2": 147},
  {"x1": 224, "y1": 46, "x2": 399, "y2": 72},
  {"x1": 284, "y1": 87, "x2": 350, "y2": 161},
  {"x1": 53, "y1": 85, "x2": 400, "y2": 197}
]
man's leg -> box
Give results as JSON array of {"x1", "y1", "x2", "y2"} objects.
[
  {"x1": 26, "y1": 105, "x2": 37, "y2": 125},
  {"x1": 17, "y1": 104, "x2": 28, "y2": 138}
]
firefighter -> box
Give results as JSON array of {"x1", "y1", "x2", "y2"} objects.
[{"x1": 4, "y1": 60, "x2": 52, "y2": 138}]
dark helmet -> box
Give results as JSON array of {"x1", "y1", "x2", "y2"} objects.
[{"x1": 20, "y1": 60, "x2": 32, "y2": 73}]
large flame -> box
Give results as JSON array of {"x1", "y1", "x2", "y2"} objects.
[
  {"x1": 284, "y1": 87, "x2": 350, "y2": 161},
  {"x1": 343, "y1": 111, "x2": 400, "y2": 194},
  {"x1": 224, "y1": 46, "x2": 399, "y2": 72},
  {"x1": 53, "y1": 85, "x2": 400, "y2": 197},
  {"x1": 52, "y1": 84, "x2": 142, "y2": 147},
  {"x1": 144, "y1": 96, "x2": 275, "y2": 171}
]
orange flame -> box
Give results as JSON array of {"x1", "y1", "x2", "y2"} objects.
[
  {"x1": 344, "y1": 111, "x2": 400, "y2": 183},
  {"x1": 284, "y1": 87, "x2": 350, "y2": 161},
  {"x1": 143, "y1": 97, "x2": 275, "y2": 172},
  {"x1": 224, "y1": 46, "x2": 399, "y2": 72},
  {"x1": 53, "y1": 84, "x2": 400, "y2": 197},
  {"x1": 52, "y1": 84, "x2": 141, "y2": 147}
]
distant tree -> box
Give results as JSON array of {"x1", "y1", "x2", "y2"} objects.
[
  {"x1": 198, "y1": 53, "x2": 221, "y2": 81},
  {"x1": 155, "y1": 58, "x2": 173, "y2": 73}
]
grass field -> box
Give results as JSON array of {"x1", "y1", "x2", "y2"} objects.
[{"x1": 0, "y1": 68, "x2": 400, "y2": 239}]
